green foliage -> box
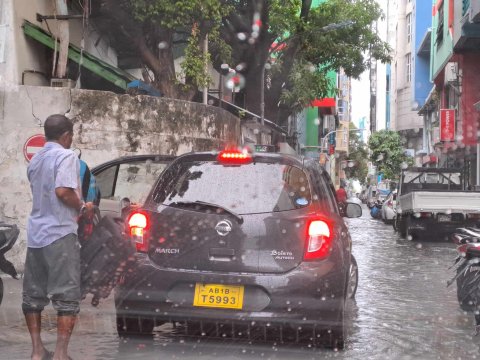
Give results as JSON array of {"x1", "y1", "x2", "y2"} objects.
[
  {"x1": 271, "y1": 0, "x2": 391, "y2": 111},
  {"x1": 345, "y1": 123, "x2": 368, "y2": 184},
  {"x1": 127, "y1": 0, "x2": 232, "y2": 89},
  {"x1": 279, "y1": 60, "x2": 333, "y2": 113},
  {"x1": 368, "y1": 130, "x2": 414, "y2": 180}
]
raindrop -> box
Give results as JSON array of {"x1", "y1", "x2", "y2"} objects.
[
  {"x1": 253, "y1": 128, "x2": 260, "y2": 135},
  {"x1": 225, "y1": 73, "x2": 245, "y2": 91},
  {"x1": 208, "y1": 99, "x2": 214, "y2": 105},
  {"x1": 416, "y1": 243, "x2": 422, "y2": 249},
  {"x1": 242, "y1": 349, "x2": 247, "y2": 354},
  {"x1": 235, "y1": 63, "x2": 247, "y2": 72},
  {"x1": 414, "y1": 212, "x2": 421, "y2": 218},
  {"x1": 248, "y1": 38, "x2": 255, "y2": 45},
  {"x1": 445, "y1": 209, "x2": 452, "y2": 215},
  {"x1": 314, "y1": 118, "x2": 320, "y2": 126},
  {"x1": 321, "y1": 296, "x2": 326, "y2": 301},
  {"x1": 281, "y1": 229, "x2": 286, "y2": 234},
  {"x1": 158, "y1": 41, "x2": 169, "y2": 50},
  {"x1": 407, "y1": 235, "x2": 413, "y2": 241},
  {"x1": 308, "y1": 64, "x2": 316, "y2": 73},
  {"x1": 287, "y1": 307, "x2": 292, "y2": 312},
  {"x1": 401, "y1": 162, "x2": 409, "y2": 170},
  {"x1": 286, "y1": 300, "x2": 291, "y2": 304},
  {"x1": 237, "y1": 32, "x2": 247, "y2": 41}
]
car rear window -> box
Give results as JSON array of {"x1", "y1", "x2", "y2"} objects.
[{"x1": 153, "y1": 161, "x2": 312, "y2": 214}]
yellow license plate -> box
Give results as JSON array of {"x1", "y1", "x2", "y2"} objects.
[{"x1": 193, "y1": 283, "x2": 244, "y2": 309}]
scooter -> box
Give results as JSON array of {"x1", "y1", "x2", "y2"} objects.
[
  {"x1": 370, "y1": 200, "x2": 383, "y2": 219},
  {"x1": 448, "y1": 227, "x2": 480, "y2": 334},
  {"x1": 0, "y1": 223, "x2": 19, "y2": 306}
]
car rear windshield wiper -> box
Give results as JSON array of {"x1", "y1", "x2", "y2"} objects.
[{"x1": 167, "y1": 200, "x2": 244, "y2": 224}]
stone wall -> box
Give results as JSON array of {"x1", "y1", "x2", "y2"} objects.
[{"x1": 0, "y1": 85, "x2": 241, "y2": 268}]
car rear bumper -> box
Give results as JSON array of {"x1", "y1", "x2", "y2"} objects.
[{"x1": 115, "y1": 255, "x2": 347, "y2": 326}]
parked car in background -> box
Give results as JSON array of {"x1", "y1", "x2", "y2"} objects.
[
  {"x1": 92, "y1": 155, "x2": 175, "y2": 218},
  {"x1": 381, "y1": 190, "x2": 397, "y2": 224}
]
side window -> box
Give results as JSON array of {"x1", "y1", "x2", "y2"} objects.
[
  {"x1": 95, "y1": 165, "x2": 117, "y2": 199},
  {"x1": 113, "y1": 161, "x2": 169, "y2": 204},
  {"x1": 309, "y1": 164, "x2": 337, "y2": 214}
]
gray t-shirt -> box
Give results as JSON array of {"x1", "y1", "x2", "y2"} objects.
[{"x1": 27, "y1": 142, "x2": 81, "y2": 248}]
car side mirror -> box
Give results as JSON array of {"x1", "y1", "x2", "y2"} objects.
[{"x1": 345, "y1": 203, "x2": 362, "y2": 218}]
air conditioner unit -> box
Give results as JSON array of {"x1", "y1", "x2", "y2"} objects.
[
  {"x1": 50, "y1": 78, "x2": 76, "y2": 88},
  {"x1": 444, "y1": 62, "x2": 458, "y2": 84}
]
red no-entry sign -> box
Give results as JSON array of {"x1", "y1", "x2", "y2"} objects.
[{"x1": 23, "y1": 134, "x2": 46, "y2": 162}]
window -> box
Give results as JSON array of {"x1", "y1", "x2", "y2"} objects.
[
  {"x1": 155, "y1": 161, "x2": 312, "y2": 213},
  {"x1": 406, "y1": 13, "x2": 412, "y2": 44},
  {"x1": 406, "y1": 53, "x2": 412, "y2": 83},
  {"x1": 437, "y1": 2, "x2": 444, "y2": 44}
]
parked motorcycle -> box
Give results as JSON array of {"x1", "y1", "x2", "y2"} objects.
[
  {"x1": 448, "y1": 227, "x2": 480, "y2": 333},
  {"x1": 0, "y1": 223, "x2": 19, "y2": 306}
]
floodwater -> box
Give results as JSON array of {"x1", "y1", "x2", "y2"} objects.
[{"x1": 1, "y1": 206, "x2": 480, "y2": 359}]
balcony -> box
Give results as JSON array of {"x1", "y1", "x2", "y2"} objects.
[{"x1": 454, "y1": 0, "x2": 480, "y2": 50}]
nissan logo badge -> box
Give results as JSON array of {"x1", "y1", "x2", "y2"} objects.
[{"x1": 215, "y1": 220, "x2": 233, "y2": 236}]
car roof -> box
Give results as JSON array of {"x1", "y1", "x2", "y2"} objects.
[
  {"x1": 91, "y1": 154, "x2": 176, "y2": 175},
  {"x1": 172, "y1": 151, "x2": 309, "y2": 168}
]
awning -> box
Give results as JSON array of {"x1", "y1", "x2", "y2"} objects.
[{"x1": 22, "y1": 20, "x2": 136, "y2": 90}]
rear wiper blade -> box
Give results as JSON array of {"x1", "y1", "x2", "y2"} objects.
[{"x1": 168, "y1": 201, "x2": 244, "y2": 224}]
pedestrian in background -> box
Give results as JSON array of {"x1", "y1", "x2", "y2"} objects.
[{"x1": 23, "y1": 114, "x2": 93, "y2": 360}]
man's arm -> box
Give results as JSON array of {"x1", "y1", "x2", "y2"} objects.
[{"x1": 55, "y1": 187, "x2": 83, "y2": 211}]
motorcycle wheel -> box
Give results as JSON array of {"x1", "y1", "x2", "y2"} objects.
[{"x1": 457, "y1": 267, "x2": 480, "y2": 311}]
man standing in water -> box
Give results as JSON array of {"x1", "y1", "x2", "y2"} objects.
[{"x1": 23, "y1": 114, "x2": 93, "y2": 360}]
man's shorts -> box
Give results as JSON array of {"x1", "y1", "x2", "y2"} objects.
[{"x1": 22, "y1": 233, "x2": 81, "y2": 316}]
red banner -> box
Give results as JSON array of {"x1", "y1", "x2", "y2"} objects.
[{"x1": 440, "y1": 109, "x2": 455, "y2": 141}]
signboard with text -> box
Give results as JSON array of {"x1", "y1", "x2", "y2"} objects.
[{"x1": 440, "y1": 109, "x2": 455, "y2": 142}]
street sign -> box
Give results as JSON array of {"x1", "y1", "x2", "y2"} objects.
[
  {"x1": 23, "y1": 134, "x2": 45, "y2": 162},
  {"x1": 254, "y1": 144, "x2": 276, "y2": 153},
  {"x1": 440, "y1": 109, "x2": 455, "y2": 141}
]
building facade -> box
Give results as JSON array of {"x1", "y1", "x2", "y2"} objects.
[{"x1": 426, "y1": 0, "x2": 480, "y2": 187}]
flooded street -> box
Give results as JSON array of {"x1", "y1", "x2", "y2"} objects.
[{"x1": 1, "y1": 206, "x2": 480, "y2": 359}]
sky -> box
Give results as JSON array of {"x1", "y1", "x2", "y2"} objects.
[{"x1": 351, "y1": 71, "x2": 370, "y2": 141}]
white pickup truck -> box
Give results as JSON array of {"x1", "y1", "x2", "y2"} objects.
[{"x1": 395, "y1": 167, "x2": 480, "y2": 240}]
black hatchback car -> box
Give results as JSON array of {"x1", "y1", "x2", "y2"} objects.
[{"x1": 115, "y1": 149, "x2": 361, "y2": 349}]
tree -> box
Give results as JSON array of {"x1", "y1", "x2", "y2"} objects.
[
  {"x1": 345, "y1": 123, "x2": 368, "y2": 184},
  {"x1": 96, "y1": 0, "x2": 231, "y2": 99},
  {"x1": 368, "y1": 130, "x2": 413, "y2": 180},
  {"x1": 95, "y1": 0, "x2": 390, "y2": 126}
]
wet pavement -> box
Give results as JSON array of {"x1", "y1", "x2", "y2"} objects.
[{"x1": 1, "y1": 205, "x2": 480, "y2": 359}]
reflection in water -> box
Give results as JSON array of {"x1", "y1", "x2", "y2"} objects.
[{"x1": 1, "y1": 206, "x2": 480, "y2": 359}]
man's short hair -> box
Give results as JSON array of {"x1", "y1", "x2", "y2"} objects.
[{"x1": 44, "y1": 114, "x2": 74, "y2": 141}]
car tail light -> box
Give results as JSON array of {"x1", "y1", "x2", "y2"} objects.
[
  {"x1": 304, "y1": 220, "x2": 333, "y2": 261},
  {"x1": 127, "y1": 211, "x2": 149, "y2": 252},
  {"x1": 217, "y1": 149, "x2": 252, "y2": 165}
]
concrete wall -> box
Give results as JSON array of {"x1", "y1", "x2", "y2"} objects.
[{"x1": 0, "y1": 85, "x2": 241, "y2": 268}]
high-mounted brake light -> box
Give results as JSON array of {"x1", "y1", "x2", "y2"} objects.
[
  {"x1": 217, "y1": 149, "x2": 252, "y2": 165},
  {"x1": 304, "y1": 220, "x2": 333, "y2": 261},
  {"x1": 127, "y1": 212, "x2": 149, "y2": 252}
]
